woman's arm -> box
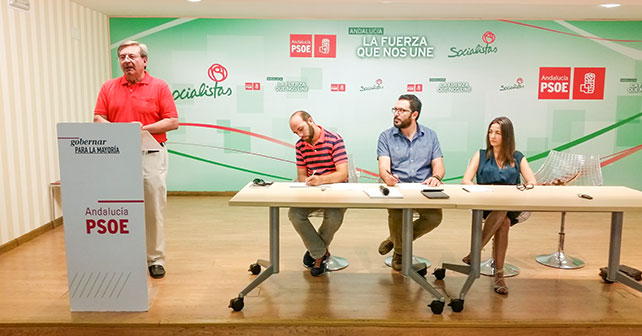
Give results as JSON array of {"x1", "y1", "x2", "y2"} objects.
[
  {"x1": 462, "y1": 151, "x2": 480, "y2": 185},
  {"x1": 519, "y1": 157, "x2": 537, "y2": 185}
]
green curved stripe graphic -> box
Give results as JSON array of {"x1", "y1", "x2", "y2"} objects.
[
  {"x1": 528, "y1": 111, "x2": 642, "y2": 161},
  {"x1": 168, "y1": 149, "x2": 292, "y2": 181},
  {"x1": 443, "y1": 111, "x2": 642, "y2": 182}
]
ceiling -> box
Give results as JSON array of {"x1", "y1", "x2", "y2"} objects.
[{"x1": 69, "y1": 0, "x2": 642, "y2": 20}]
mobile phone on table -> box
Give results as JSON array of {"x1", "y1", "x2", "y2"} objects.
[{"x1": 421, "y1": 189, "x2": 450, "y2": 199}]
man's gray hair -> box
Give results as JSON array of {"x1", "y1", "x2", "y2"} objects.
[{"x1": 118, "y1": 40, "x2": 148, "y2": 58}]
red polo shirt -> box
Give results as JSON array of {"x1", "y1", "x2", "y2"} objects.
[{"x1": 94, "y1": 71, "x2": 178, "y2": 143}]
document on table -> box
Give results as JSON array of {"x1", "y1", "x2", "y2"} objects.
[{"x1": 363, "y1": 187, "x2": 403, "y2": 199}]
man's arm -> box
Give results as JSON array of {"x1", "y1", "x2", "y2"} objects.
[
  {"x1": 141, "y1": 117, "x2": 179, "y2": 134},
  {"x1": 378, "y1": 156, "x2": 399, "y2": 186},
  {"x1": 305, "y1": 162, "x2": 348, "y2": 186},
  {"x1": 94, "y1": 114, "x2": 110, "y2": 123},
  {"x1": 296, "y1": 167, "x2": 308, "y2": 182},
  {"x1": 424, "y1": 157, "x2": 444, "y2": 186}
]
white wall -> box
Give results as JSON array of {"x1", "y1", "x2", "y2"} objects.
[{"x1": 0, "y1": 0, "x2": 110, "y2": 245}]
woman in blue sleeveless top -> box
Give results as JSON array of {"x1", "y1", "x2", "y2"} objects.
[{"x1": 461, "y1": 116, "x2": 536, "y2": 295}]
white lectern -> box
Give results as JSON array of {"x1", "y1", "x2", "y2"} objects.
[{"x1": 57, "y1": 123, "x2": 148, "y2": 311}]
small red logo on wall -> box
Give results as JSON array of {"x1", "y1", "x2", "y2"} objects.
[
  {"x1": 331, "y1": 84, "x2": 346, "y2": 92},
  {"x1": 482, "y1": 31, "x2": 496, "y2": 44},
  {"x1": 245, "y1": 82, "x2": 261, "y2": 90},
  {"x1": 407, "y1": 84, "x2": 423, "y2": 92},
  {"x1": 538, "y1": 67, "x2": 571, "y2": 99},
  {"x1": 208, "y1": 64, "x2": 228, "y2": 82},
  {"x1": 314, "y1": 35, "x2": 337, "y2": 58},
  {"x1": 290, "y1": 34, "x2": 313, "y2": 57},
  {"x1": 573, "y1": 67, "x2": 605, "y2": 100}
]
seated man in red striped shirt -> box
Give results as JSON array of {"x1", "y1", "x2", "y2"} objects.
[{"x1": 288, "y1": 110, "x2": 349, "y2": 277}]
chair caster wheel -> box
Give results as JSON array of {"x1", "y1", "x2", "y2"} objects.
[
  {"x1": 599, "y1": 271, "x2": 614, "y2": 284},
  {"x1": 229, "y1": 297, "x2": 244, "y2": 311},
  {"x1": 417, "y1": 267, "x2": 427, "y2": 277},
  {"x1": 449, "y1": 298, "x2": 464, "y2": 312},
  {"x1": 428, "y1": 300, "x2": 444, "y2": 314},
  {"x1": 433, "y1": 268, "x2": 446, "y2": 280},
  {"x1": 249, "y1": 263, "x2": 261, "y2": 275}
]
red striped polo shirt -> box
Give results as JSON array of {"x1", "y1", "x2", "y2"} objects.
[{"x1": 295, "y1": 126, "x2": 348, "y2": 177}]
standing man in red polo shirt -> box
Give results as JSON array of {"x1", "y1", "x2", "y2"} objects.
[
  {"x1": 94, "y1": 40, "x2": 179, "y2": 279},
  {"x1": 288, "y1": 110, "x2": 348, "y2": 276}
]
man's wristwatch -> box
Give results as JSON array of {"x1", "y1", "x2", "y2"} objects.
[{"x1": 432, "y1": 175, "x2": 442, "y2": 182}]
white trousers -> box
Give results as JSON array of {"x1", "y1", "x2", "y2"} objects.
[{"x1": 142, "y1": 147, "x2": 168, "y2": 266}]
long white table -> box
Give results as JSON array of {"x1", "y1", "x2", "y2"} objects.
[{"x1": 228, "y1": 182, "x2": 642, "y2": 313}]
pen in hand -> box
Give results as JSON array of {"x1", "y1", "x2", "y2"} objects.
[
  {"x1": 306, "y1": 169, "x2": 318, "y2": 186},
  {"x1": 385, "y1": 170, "x2": 400, "y2": 183}
]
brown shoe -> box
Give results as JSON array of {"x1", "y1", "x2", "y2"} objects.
[
  {"x1": 378, "y1": 238, "x2": 394, "y2": 255},
  {"x1": 391, "y1": 252, "x2": 402, "y2": 272}
]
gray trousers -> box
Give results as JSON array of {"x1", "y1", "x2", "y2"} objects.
[
  {"x1": 288, "y1": 208, "x2": 346, "y2": 259},
  {"x1": 387, "y1": 209, "x2": 442, "y2": 254}
]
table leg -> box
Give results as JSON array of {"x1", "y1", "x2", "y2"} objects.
[
  {"x1": 607, "y1": 212, "x2": 622, "y2": 282},
  {"x1": 402, "y1": 208, "x2": 413, "y2": 276},
  {"x1": 232, "y1": 207, "x2": 280, "y2": 308},
  {"x1": 401, "y1": 208, "x2": 445, "y2": 308},
  {"x1": 458, "y1": 209, "x2": 483, "y2": 299}
]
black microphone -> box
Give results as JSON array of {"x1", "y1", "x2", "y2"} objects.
[{"x1": 379, "y1": 184, "x2": 390, "y2": 196}]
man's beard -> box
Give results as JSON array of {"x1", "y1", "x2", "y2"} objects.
[
  {"x1": 304, "y1": 124, "x2": 315, "y2": 144},
  {"x1": 394, "y1": 117, "x2": 412, "y2": 129}
]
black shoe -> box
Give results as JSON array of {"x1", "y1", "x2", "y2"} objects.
[
  {"x1": 303, "y1": 251, "x2": 315, "y2": 268},
  {"x1": 378, "y1": 239, "x2": 393, "y2": 255},
  {"x1": 310, "y1": 252, "x2": 330, "y2": 277},
  {"x1": 148, "y1": 265, "x2": 165, "y2": 279},
  {"x1": 391, "y1": 252, "x2": 402, "y2": 272}
]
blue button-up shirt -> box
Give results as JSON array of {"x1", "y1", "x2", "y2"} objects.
[{"x1": 377, "y1": 124, "x2": 443, "y2": 183}]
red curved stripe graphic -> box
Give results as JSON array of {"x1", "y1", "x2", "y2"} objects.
[
  {"x1": 181, "y1": 122, "x2": 294, "y2": 148},
  {"x1": 601, "y1": 144, "x2": 642, "y2": 167},
  {"x1": 499, "y1": 20, "x2": 642, "y2": 43},
  {"x1": 179, "y1": 122, "x2": 380, "y2": 177}
]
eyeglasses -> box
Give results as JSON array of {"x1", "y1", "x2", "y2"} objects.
[
  {"x1": 118, "y1": 54, "x2": 141, "y2": 62},
  {"x1": 516, "y1": 183, "x2": 534, "y2": 191},
  {"x1": 391, "y1": 107, "x2": 412, "y2": 115},
  {"x1": 252, "y1": 178, "x2": 273, "y2": 187}
]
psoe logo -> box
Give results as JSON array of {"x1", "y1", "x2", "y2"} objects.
[
  {"x1": 500, "y1": 78, "x2": 525, "y2": 92},
  {"x1": 290, "y1": 34, "x2": 337, "y2": 58},
  {"x1": 407, "y1": 84, "x2": 423, "y2": 92},
  {"x1": 245, "y1": 82, "x2": 261, "y2": 91},
  {"x1": 330, "y1": 83, "x2": 346, "y2": 92},
  {"x1": 360, "y1": 78, "x2": 384, "y2": 92},
  {"x1": 448, "y1": 31, "x2": 498, "y2": 58},
  {"x1": 538, "y1": 67, "x2": 571, "y2": 99},
  {"x1": 290, "y1": 34, "x2": 312, "y2": 57},
  {"x1": 315, "y1": 35, "x2": 337, "y2": 58},
  {"x1": 172, "y1": 63, "x2": 233, "y2": 101},
  {"x1": 573, "y1": 67, "x2": 605, "y2": 100}
]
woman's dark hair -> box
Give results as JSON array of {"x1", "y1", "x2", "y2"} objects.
[{"x1": 485, "y1": 116, "x2": 516, "y2": 167}]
